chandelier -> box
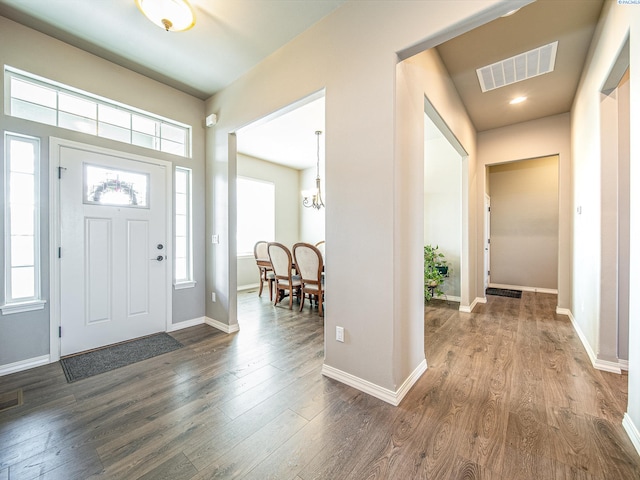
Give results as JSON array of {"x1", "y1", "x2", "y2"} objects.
[
  {"x1": 302, "y1": 131, "x2": 325, "y2": 210},
  {"x1": 135, "y1": 0, "x2": 196, "y2": 32}
]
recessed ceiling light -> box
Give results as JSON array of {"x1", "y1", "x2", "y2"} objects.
[{"x1": 510, "y1": 96, "x2": 527, "y2": 105}]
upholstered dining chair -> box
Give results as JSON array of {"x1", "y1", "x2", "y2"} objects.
[
  {"x1": 267, "y1": 242, "x2": 302, "y2": 309},
  {"x1": 253, "y1": 241, "x2": 275, "y2": 300},
  {"x1": 314, "y1": 240, "x2": 325, "y2": 260},
  {"x1": 293, "y1": 242, "x2": 324, "y2": 316}
]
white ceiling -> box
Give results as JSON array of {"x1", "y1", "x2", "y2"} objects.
[
  {"x1": 237, "y1": 96, "x2": 325, "y2": 170},
  {"x1": 0, "y1": 0, "x2": 604, "y2": 167},
  {"x1": 0, "y1": 0, "x2": 345, "y2": 100}
]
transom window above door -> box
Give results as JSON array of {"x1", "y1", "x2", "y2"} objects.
[{"x1": 5, "y1": 66, "x2": 192, "y2": 158}]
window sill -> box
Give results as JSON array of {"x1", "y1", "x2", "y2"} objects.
[
  {"x1": 1, "y1": 299, "x2": 47, "y2": 315},
  {"x1": 174, "y1": 281, "x2": 196, "y2": 290}
]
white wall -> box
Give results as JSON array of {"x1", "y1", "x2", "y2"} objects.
[
  {"x1": 205, "y1": 0, "x2": 508, "y2": 397},
  {"x1": 477, "y1": 113, "x2": 571, "y2": 307},
  {"x1": 299, "y1": 166, "x2": 326, "y2": 244},
  {"x1": 0, "y1": 16, "x2": 206, "y2": 367},
  {"x1": 236, "y1": 154, "x2": 300, "y2": 289},
  {"x1": 424, "y1": 131, "x2": 462, "y2": 299},
  {"x1": 571, "y1": 0, "x2": 639, "y2": 452},
  {"x1": 618, "y1": 70, "x2": 630, "y2": 363}
]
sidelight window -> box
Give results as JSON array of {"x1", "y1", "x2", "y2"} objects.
[
  {"x1": 2, "y1": 133, "x2": 46, "y2": 314},
  {"x1": 174, "y1": 167, "x2": 194, "y2": 288}
]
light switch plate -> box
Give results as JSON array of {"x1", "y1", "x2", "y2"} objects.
[{"x1": 336, "y1": 326, "x2": 344, "y2": 342}]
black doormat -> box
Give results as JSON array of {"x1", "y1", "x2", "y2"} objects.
[
  {"x1": 60, "y1": 332, "x2": 183, "y2": 383},
  {"x1": 486, "y1": 287, "x2": 522, "y2": 298}
]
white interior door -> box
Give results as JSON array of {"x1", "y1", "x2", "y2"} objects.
[{"x1": 59, "y1": 145, "x2": 167, "y2": 356}]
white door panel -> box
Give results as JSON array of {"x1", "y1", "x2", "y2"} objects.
[
  {"x1": 59, "y1": 145, "x2": 167, "y2": 356},
  {"x1": 85, "y1": 217, "x2": 112, "y2": 324},
  {"x1": 127, "y1": 219, "x2": 150, "y2": 316}
]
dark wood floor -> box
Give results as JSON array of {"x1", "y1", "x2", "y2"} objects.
[{"x1": 1, "y1": 291, "x2": 638, "y2": 479}]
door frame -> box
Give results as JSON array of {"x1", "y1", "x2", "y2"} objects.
[
  {"x1": 49, "y1": 137, "x2": 173, "y2": 362},
  {"x1": 484, "y1": 193, "x2": 491, "y2": 291}
]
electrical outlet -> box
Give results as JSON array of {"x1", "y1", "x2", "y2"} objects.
[
  {"x1": 336, "y1": 326, "x2": 344, "y2": 342},
  {"x1": 211, "y1": 292, "x2": 216, "y2": 302},
  {"x1": 212, "y1": 234, "x2": 220, "y2": 244}
]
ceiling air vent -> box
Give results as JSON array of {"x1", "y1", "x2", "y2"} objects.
[{"x1": 476, "y1": 41, "x2": 558, "y2": 92}]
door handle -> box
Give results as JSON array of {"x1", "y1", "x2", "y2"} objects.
[{"x1": 151, "y1": 255, "x2": 165, "y2": 262}]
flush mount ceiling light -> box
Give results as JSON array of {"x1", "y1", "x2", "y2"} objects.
[
  {"x1": 476, "y1": 41, "x2": 558, "y2": 93},
  {"x1": 510, "y1": 96, "x2": 527, "y2": 105},
  {"x1": 501, "y1": 8, "x2": 521, "y2": 17},
  {"x1": 135, "y1": 0, "x2": 196, "y2": 32}
]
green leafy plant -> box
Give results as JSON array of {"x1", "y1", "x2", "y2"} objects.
[{"x1": 424, "y1": 245, "x2": 449, "y2": 302}]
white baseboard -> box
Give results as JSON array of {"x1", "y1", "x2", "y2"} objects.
[
  {"x1": 565, "y1": 308, "x2": 596, "y2": 364},
  {"x1": 321, "y1": 359, "x2": 427, "y2": 406},
  {"x1": 459, "y1": 296, "x2": 486, "y2": 313},
  {"x1": 168, "y1": 316, "x2": 205, "y2": 332},
  {"x1": 593, "y1": 358, "x2": 623, "y2": 374},
  {"x1": 623, "y1": 413, "x2": 640, "y2": 457},
  {"x1": 489, "y1": 283, "x2": 558, "y2": 294},
  {"x1": 205, "y1": 317, "x2": 240, "y2": 334},
  {"x1": 0, "y1": 354, "x2": 50, "y2": 377},
  {"x1": 565, "y1": 308, "x2": 622, "y2": 374},
  {"x1": 434, "y1": 294, "x2": 461, "y2": 302},
  {"x1": 620, "y1": 359, "x2": 629, "y2": 371},
  {"x1": 238, "y1": 283, "x2": 260, "y2": 292}
]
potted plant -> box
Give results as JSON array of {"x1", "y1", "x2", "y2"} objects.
[{"x1": 424, "y1": 245, "x2": 449, "y2": 302}]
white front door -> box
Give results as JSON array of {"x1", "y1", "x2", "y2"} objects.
[{"x1": 58, "y1": 144, "x2": 168, "y2": 356}]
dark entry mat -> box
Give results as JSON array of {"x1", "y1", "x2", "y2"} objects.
[
  {"x1": 486, "y1": 287, "x2": 522, "y2": 298},
  {"x1": 60, "y1": 332, "x2": 183, "y2": 383}
]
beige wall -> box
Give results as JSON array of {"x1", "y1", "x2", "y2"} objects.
[
  {"x1": 205, "y1": 0, "x2": 508, "y2": 396},
  {"x1": 571, "y1": 0, "x2": 639, "y2": 447},
  {"x1": 0, "y1": 16, "x2": 206, "y2": 367},
  {"x1": 399, "y1": 47, "x2": 479, "y2": 313},
  {"x1": 488, "y1": 156, "x2": 559, "y2": 290},
  {"x1": 477, "y1": 113, "x2": 571, "y2": 307},
  {"x1": 394, "y1": 43, "x2": 479, "y2": 384}
]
